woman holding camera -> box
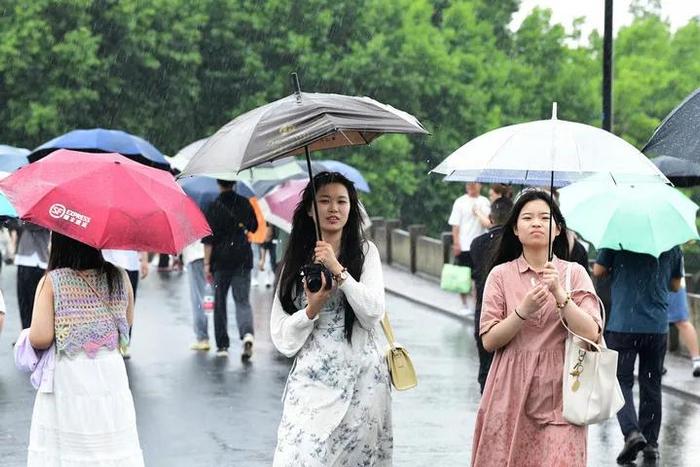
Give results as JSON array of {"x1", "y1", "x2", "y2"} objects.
[{"x1": 271, "y1": 172, "x2": 391, "y2": 466}]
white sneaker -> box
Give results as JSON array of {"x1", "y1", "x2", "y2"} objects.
[
  {"x1": 242, "y1": 333, "x2": 254, "y2": 362},
  {"x1": 215, "y1": 348, "x2": 229, "y2": 358},
  {"x1": 692, "y1": 358, "x2": 700, "y2": 377}
]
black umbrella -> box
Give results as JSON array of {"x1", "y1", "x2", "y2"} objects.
[
  {"x1": 651, "y1": 155, "x2": 700, "y2": 187},
  {"x1": 643, "y1": 88, "x2": 700, "y2": 165}
]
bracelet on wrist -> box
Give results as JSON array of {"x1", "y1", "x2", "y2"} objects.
[
  {"x1": 556, "y1": 293, "x2": 571, "y2": 309},
  {"x1": 514, "y1": 308, "x2": 526, "y2": 320}
]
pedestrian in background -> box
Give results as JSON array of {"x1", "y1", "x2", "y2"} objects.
[
  {"x1": 0, "y1": 289, "x2": 6, "y2": 337},
  {"x1": 27, "y1": 232, "x2": 143, "y2": 466},
  {"x1": 594, "y1": 246, "x2": 683, "y2": 464},
  {"x1": 668, "y1": 282, "x2": 700, "y2": 377},
  {"x1": 472, "y1": 190, "x2": 601, "y2": 467},
  {"x1": 258, "y1": 222, "x2": 278, "y2": 287},
  {"x1": 487, "y1": 183, "x2": 513, "y2": 203},
  {"x1": 101, "y1": 249, "x2": 149, "y2": 359},
  {"x1": 14, "y1": 222, "x2": 50, "y2": 329},
  {"x1": 449, "y1": 182, "x2": 490, "y2": 314},
  {"x1": 183, "y1": 239, "x2": 210, "y2": 351},
  {"x1": 469, "y1": 195, "x2": 513, "y2": 393},
  {"x1": 203, "y1": 179, "x2": 258, "y2": 360},
  {"x1": 271, "y1": 172, "x2": 391, "y2": 466}
]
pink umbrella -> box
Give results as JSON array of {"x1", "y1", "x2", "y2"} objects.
[
  {"x1": 0, "y1": 149, "x2": 211, "y2": 254},
  {"x1": 259, "y1": 178, "x2": 371, "y2": 234},
  {"x1": 259, "y1": 179, "x2": 307, "y2": 233}
]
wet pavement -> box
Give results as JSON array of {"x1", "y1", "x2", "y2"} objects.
[{"x1": 1, "y1": 264, "x2": 699, "y2": 466}]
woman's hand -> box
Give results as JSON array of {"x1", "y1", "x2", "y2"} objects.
[
  {"x1": 304, "y1": 272, "x2": 333, "y2": 319},
  {"x1": 541, "y1": 262, "x2": 567, "y2": 302},
  {"x1": 313, "y1": 241, "x2": 343, "y2": 276},
  {"x1": 518, "y1": 283, "x2": 549, "y2": 318}
]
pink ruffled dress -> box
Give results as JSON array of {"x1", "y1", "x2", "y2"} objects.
[{"x1": 471, "y1": 256, "x2": 601, "y2": 467}]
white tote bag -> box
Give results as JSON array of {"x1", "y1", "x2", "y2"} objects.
[{"x1": 560, "y1": 264, "x2": 625, "y2": 426}]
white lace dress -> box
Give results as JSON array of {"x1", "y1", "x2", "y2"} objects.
[{"x1": 271, "y1": 242, "x2": 392, "y2": 467}]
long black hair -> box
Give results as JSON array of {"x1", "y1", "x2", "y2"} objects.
[
  {"x1": 48, "y1": 232, "x2": 124, "y2": 296},
  {"x1": 489, "y1": 190, "x2": 570, "y2": 271},
  {"x1": 276, "y1": 171, "x2": 366, "y2": 342}
]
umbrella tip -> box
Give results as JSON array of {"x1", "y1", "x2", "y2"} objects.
[
  {"x1": 551, "y1": 102, "x2": 558, "y2": 120},
  {"x1": 290, "y1": 72, "x2": 302, "y2": 103}
]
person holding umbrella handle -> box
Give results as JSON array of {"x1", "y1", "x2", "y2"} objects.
[
  {"x1": 271, "y1": 172, "x2": 391, "y2": 465},
  {"x1": 472, "y1": 190, "x2": 602, "y2": 467}
]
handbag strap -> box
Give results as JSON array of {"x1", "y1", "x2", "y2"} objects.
[
  {"x1": 380, "y1": 312, "x2": 397, "y2": 349},
  {"x1": 556, "y1": 263, "x2": 606, "y2": 351}
]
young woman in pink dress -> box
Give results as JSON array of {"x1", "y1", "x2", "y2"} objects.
[{"x1": 471, "y1": 190, "x2": 602, "y2": 467}]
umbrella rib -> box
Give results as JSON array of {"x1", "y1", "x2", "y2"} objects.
[{"x1": 359, "y1": 131, "x2": 369, "y2": 145}]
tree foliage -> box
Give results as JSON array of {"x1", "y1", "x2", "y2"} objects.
[{"x1": 0, "y1": 0, "x2": 698, "y2": 234}]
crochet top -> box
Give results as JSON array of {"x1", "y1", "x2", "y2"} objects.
[{"x1": 50, "y1": 268, "x2": 130, "y2": 358}]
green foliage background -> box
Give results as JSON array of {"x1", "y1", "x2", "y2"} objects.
[{"x1": 1, "y1": 0, "x2": 699, "y2": 235}]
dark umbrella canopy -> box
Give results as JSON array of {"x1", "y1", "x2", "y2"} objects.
[
  {"x1": 643, "y1": 88, "x2": 700, "y2": 164},
  {"x1": 179, "y1": 91, "x2": 428, "y2": 178},
  {"x1": 179, "y1": 176, "x2": 256, "y2": 210},
  {"x1": 651, "y1": 155, "x2": 700, "y2": 187},
  {"x1": 29, "y1": 128, "x2": 170, "y2": 171}
]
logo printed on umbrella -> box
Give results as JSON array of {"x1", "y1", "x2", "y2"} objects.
[{"x1": 49, "y1": 203, "x2": 91, "y2": 228}]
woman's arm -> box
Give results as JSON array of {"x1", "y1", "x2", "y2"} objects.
[
  {"x1": 270, "y1": 286, "x2": 318, "y2": 358},
  {"x1": 559, "y1": 299, "x2": 600, "y2": 342},
  {"x1": 28, "y1": 275, "x2": 55, "y2": 349},
  {"x1": 338, "y1": 242, "x2": 385, "y2": 330},
  {"x1": 124, "y1": 270, "x2": 135, "y2": 326},
  {"x1": 545, "y1": 262, "x2": 601, "y2": 343},
  {"x1": 481, "y1": 270, "x2": 549, "y2": 352}
]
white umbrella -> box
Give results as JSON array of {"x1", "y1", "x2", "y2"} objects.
[
  {"x1": 431, "y1": 103, "x2": 669, "y2": 259},
  {"x1": 431, "y1": 103, "x2": 668, "y2": 187}
]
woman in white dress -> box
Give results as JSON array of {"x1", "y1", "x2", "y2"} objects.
[
  {"x1": 27, "y1": 232, "x2": 144, "y2": 466},
  {"x1": 271, "y1": 172, "x2": 392, "y2": 466}
]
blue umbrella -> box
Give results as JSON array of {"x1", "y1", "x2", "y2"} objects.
[
  {"x1": 0, "y1": 192, "x2": 17, "y2": 217},
  {"x1": 296, "y1": 159, "x2": 371, "y2": 192},
  {"x1": 179, "y1": 176, "x2": 256, "y2": 210},
  {"x1": 0, "y1": 145, "x2": 30, "y2": 172},
  {"x1": 29, "y1": 128, "x2": 169, "y2": 170},
  {"x1": 317, "y1": 160, "x2": 370, "y2": 192}
]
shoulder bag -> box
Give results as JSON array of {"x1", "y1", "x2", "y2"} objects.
[
  {"x1": 380, "y1": 312, "x2": 417, "y2": 391},
  {"x1": 559, "y1": 263, "x2": 625, "y2": 426}
]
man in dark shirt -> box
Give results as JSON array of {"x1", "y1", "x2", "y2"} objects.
[
  {"x1": 594, "y1": 246, "x2": 683, "y2": 464},
  {"x1": 203, "y1": 179, "x2": 258, "y2": 360},
  {"x1": 469, "y1": 196, "x2": 513, "y2": 393}
]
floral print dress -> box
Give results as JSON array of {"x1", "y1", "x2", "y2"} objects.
[{"x1": 271, "y1": 242, "x2": 392, "y2": 467}]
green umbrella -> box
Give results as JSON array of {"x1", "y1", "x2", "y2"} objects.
[{"x1": 558, "y1": 181, "x2": 699, "y2": 257}]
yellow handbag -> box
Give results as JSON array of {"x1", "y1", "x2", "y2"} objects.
[{"x1": 380, "y1": 312, "x2": 417, "y2": 391}]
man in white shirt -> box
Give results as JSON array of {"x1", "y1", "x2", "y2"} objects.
[
  {"x1": 448, "y1": 183, "x2": 490, "y2": 312},
  {"x1": 182, "y1": 240, "x2": 211, "y2": 351}
]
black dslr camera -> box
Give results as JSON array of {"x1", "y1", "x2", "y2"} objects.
[{"x1": 302, "y1": 263, "x2": 333, "y2": 292}]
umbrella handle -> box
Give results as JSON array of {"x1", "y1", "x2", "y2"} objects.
[
  {"x1": 305, "y1": 146, "x2": 323, "y2": 242},
  {"x1": 291, "y1": 72, "x2": 302, "y2": 104},
  {"x1": 548, "y1": 170, "x2": 554, "y2": 261}
]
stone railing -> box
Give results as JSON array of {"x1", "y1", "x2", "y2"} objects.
[{"x1": 369, "y1": 217, "x2": 700, "y2": 353}]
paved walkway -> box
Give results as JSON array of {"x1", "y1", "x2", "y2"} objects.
[{"x1": 383, "y1": 264, "x2": 700, "y2": 404}]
